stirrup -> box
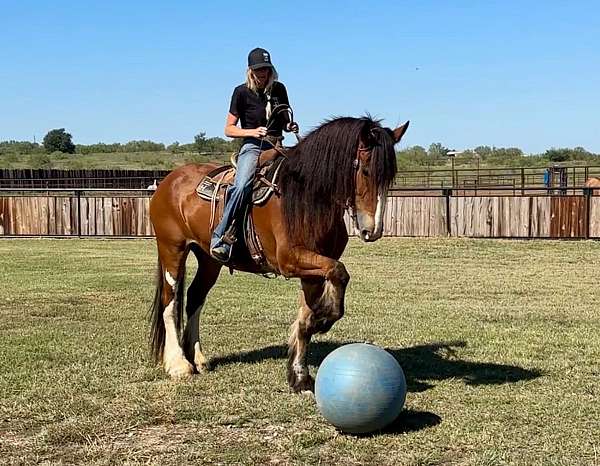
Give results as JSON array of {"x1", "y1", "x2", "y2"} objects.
[{"x1": 210, "y1": 243, "x2": 232, "y2": 262}]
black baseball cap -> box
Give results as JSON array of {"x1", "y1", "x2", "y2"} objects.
[{"x1": 248, "y1": 47, "x2": 274, "y2": 70}]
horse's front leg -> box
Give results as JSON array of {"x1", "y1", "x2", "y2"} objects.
[{"x1": 282, "y1": 249, "x2": 350, "y2": 392}]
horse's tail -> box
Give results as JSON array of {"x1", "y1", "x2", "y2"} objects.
[
  {"x1": 149, "y1": 257, "x2": 165, "y2": 363},
  {"x1": 149, "y1": 255, "x2": 187, "y2": 364}
]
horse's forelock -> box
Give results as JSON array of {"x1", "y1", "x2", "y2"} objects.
[{"x1": 369, "y1": 125, "x2": 398, "y2": 191}]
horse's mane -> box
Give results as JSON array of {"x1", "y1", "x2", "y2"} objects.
[{"x1": 279, "y1": 116, "x2": 397, "y2": 250}]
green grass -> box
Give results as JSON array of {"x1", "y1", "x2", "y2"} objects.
[
  {"x1": 0, "y1": 151, "x2": 231, "y2": 170},
  {"x1": 0, "y1": 238, "x2": 599, "y2": 465}
]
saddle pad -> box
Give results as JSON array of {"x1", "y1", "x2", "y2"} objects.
[
  {"x1": 195, "y1": 155, "x2": 285, "y2": 205},
  {"x1": 196, "y1": 165, "x2": 234, "y2": 201}
]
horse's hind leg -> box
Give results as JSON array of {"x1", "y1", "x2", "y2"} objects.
[
  {"x1": 183, "y1": 243, "x2": 222, "y2": 372},
  {"x1": 157, "y1": 240, "x2": 195, "y2": 379}
]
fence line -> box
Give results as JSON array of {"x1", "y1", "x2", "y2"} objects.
[
  {"x1": 1, "y1": 188, "x2": 599, "y2": 239},
  {"x1": 3, "y1": 165, "x2": 600, "y2": 191},
  {"x1": 0, "y1": 168, "x2": 169, "y2": 189}
]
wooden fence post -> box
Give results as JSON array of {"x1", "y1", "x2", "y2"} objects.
[
  {"x1": 76, "y1": 190, "x2": 81, "y2": 237},
  {"x1": 443, "y1": 188, "x2": 452, "y2": 236},
  {"x1": 521, "y1": 168, "x2": 525, "y2": 196},
  {"x1": 583, "y1": 187, "x2": 592, "y2": 239}
]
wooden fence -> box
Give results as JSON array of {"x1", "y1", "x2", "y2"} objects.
[
  {"x1": 0, "y1": 191, "x2": 154, "y2": 236},
  {"x1": 344, "y1": 195, "x2": 600, "y2": 238},
  {"x1": 1, "y1": 190, "x2": 599, "y2": 239}
]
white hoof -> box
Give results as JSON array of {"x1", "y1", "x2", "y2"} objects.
[
  {"x1": 193, "y1": 343, "x2": 211, "y2": 372},
  {"x1": 165, "y1": 357, "x2": 194, "y2": 379}
]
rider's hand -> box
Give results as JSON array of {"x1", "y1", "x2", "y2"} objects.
[
  {"x1": 248, "y1": 126, "x2": 268, "y2": 138},
  {"x1": 286, "y1": 122, "x2": 299, "y2": 133}
]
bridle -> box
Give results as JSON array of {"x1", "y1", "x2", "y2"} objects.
[
  {"x1": 259, "y1": 104, "x2": 299, "y2": 152},
  {"x1": 354, "y1": 144, "x2": 372, "y2": 169},
  {"x1": 346, "y1": 142, "x2": 374, "y2": 224}
]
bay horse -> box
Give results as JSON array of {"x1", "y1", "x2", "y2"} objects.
[{"x1": 148, "y1": 116, "x2": 409, "y2": 392}]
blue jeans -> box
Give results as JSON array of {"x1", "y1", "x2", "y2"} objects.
[{"x1": 211, "y1": 141, "x2": 269, "y2": 247}]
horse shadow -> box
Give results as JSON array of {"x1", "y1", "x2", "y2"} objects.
[
  {"x1": 209, "y1": 340, "x2": 542, "y2": 434},
  {"x1": 210, "y1": 339, "x2": 542, "y2": 391}
]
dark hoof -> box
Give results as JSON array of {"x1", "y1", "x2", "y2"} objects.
[{"x1": 291, "y1": 376, "x2": 315, "y2": 393}]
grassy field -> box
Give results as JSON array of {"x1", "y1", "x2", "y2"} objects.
[
  {"x1": 0, "y1": 238, "x2": 599, "y2": 465},
  {"x1": 0, "y1": 151, "x2": 230, "y2": 170}
]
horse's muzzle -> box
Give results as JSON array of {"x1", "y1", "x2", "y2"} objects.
[{"x1": 356, "y1": 212, "x2": 382, "y2": 242}]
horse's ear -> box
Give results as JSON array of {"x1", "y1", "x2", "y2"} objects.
[{"x1": 392, "y1": 121, "x2": 410, "y2": 144}]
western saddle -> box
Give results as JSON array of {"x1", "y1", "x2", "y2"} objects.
[{"x1": 195, "y1": 146, "x2": 286, "y2": 269}]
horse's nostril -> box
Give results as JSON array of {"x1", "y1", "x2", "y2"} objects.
[{"x1": 361, "y1": 229, "x2": 370, "y2": 238}]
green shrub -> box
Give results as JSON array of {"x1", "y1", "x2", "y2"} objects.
[
  {"x1": 29, "y1": 153, "x2": 53, "y2": 169},
  {"x1": 4, "y1": 153, "x2": 19, "y2": 163},
  {"x1": 51, "y1": 151, "x2": 68, "y2": 160},
  {"x1": 65, "y1": 159, "x2": 87, "y2": 170}
]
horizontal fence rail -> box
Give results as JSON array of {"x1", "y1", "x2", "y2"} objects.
[
  {"x1": 0, "y1": 168, "x2": 169, "y2": 189},
  {"x1": 0, "y1": 188, "x2": 599, "y2": 239},
  {"x1": 393, "y1": 165, "x2": 600, "y2": 193},
  {"x1": 2, "y1": 166, "x2": 600, "y2": 191}
]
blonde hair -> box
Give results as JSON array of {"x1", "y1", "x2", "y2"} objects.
[
  {"x1": 245, "y1": 67, "x2": 278, "y2": 118},
  {"x1": 245, "y1": 67, "x2": 278, "y2": 94}
]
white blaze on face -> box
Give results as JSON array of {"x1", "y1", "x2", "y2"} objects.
[{"x1": 373, "y1": 190, "x2": 387, "y2": 237}]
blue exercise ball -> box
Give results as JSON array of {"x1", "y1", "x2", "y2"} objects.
[{"x1": 315, "y1": 343, "x2": 406, "y2": 434}]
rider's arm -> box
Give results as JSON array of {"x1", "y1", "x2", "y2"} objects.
[
  {"x1": 224, "y1": 113, "x2": 266, "y2": 139},
  {"x1": 277, "y1": 83, "x2": 299, "y2": 134}
]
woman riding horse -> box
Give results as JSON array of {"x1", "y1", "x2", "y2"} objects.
[
  {"x1": 210, "y1": 47, "x2": 299, "y2": 262},
  {"x1": 149, "y1": 64, "x2": 409, "y2": 391}
]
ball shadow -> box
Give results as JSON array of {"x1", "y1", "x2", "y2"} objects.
[{"x1": 345, "y1": 409, "x2": 443, "y2": 437}]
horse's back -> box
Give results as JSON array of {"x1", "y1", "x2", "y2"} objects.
[
  {"x1": 160, "y1": 162, "x2": 223, "y2": 187},
  {"x1": 151, "y1": 163, "x2": 225, "y2": 245}
]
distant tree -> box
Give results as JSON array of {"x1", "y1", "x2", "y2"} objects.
[
  {"x1": 76, "y1": 142, "x2": 122, "y2": 154},
  {"x1": 569, "y1": 147, "x2": 593, "y2": 161},
  {"x1": 194, "y1": 132, "x2": 207, "y2": 153},
  {"x1": 428, "y1": 142, "x2": 448, "y2": 158},
  {"x1": 489, "y1": 147, "x2": 523, "y2": 159},
  {"x1": 396, "y1": 145, "x2": 446, "y2": 170},
  {"x1": 545, "y1": 148, "x2": 571, "y2": 162},
  {"x1": 167, "y1": 141, "x2": 181, "y2": 153},
  {"x1": 0, "y1": 140, "x2": 43, "y2": 155},
  {"x1": 43, "y1": 128, "x2": 75, "y2": 154},
  {"x1": 473, "y1": 146, "x2": 493, "y2": 158},
  {"x1": 121, "y1": 140, "x2": 165, "y2": 152},
  {"x1": 398, "y1": 145, "x2": 428, "y2": 165}
]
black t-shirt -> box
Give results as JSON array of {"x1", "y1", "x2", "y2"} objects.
[{"x1": 229, "y1": 81, "x2": 290, "y2": 143}]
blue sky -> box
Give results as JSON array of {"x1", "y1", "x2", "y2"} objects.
[{"x1": 2, "y1": 0, "x2": 599, "y2": 153}]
